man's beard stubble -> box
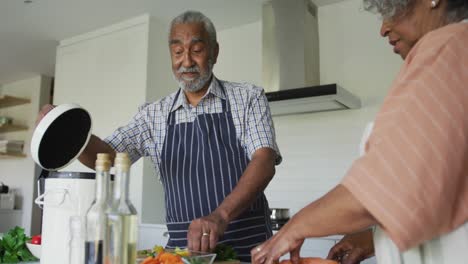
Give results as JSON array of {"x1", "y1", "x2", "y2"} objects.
[{"x1": 174, "y1": 60, "x2": 214, "y2": 92}]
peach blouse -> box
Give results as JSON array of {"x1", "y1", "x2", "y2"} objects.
[{"x1": 342, "y1": 22, "x2": 468, "y2": 251}]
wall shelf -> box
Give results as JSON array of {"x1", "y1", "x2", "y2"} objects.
[
  {"x1": 0, "y1": 124, "x2": 28, "y2": 133},
  {"x1": 0, "y1": 95, "x2": 31, "y2": 109},
  {"x1": 0, "y1": 152, "x2": 26, "y2": 159}
]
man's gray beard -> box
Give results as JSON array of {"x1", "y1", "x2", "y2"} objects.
[{"x1": 174, "y1": 62, "x2": 214, "y2": 92}]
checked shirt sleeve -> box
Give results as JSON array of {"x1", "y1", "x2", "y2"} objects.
[
  {"x1": 245, "y1": 88, "x2": 282, "y2": 165},
  {"x1": 104, "y1": 103, "x2": 156, "y2": 164}
]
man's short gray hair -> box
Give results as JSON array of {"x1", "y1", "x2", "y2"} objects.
[
  {"x1": 169, "y1": 10, "x2": 217, "y2": 48},
  {"x1": 363, "y1": 0, "x2": 468, "y2": 22}
]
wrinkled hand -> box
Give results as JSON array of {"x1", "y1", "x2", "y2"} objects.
[
  {"x1": 327, "y1": 229, "x2": 374, "y2": 264},
  {"x1": 187, "y1": 211, "x2": 228, "y2": 253},
  {"x1": 251, "y1": 223, "x2": 304, "y2": 264},
  {"x1": 36, "y1": 104, "x2": 55, "y2": 126}
]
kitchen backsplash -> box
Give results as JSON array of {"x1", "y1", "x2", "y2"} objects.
[{"x1": 264, "y1": 106, "x2": 377, "y2": 215}]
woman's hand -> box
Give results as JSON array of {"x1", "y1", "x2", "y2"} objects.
[
  {"x1": 251, "y1": 221, "x2": 304, "y2": 264},
  {"x1": 327, "y1": 229, "x2": 374, "y2": 264}
]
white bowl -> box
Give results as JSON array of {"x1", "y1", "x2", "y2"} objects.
[{"x1": 26, "y1": 242, "x2": 41, "y2": 259}]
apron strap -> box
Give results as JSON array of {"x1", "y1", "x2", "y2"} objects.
[{"x1": 167, "y1": 89, "x2": 182, "y2": 125}]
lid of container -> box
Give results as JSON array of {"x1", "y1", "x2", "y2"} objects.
[
  {"x1": 31, "y1": 104, "x2": 92, "y2": 171},
  {"x1": 47, "y1": 171, "x2": 96, "y2": 179},
  {"x1": 38, "y1": 171, "x2": 114, "y2": 181}
]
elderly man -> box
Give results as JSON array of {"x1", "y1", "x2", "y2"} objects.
[{"x1": 38, "y1": 10, "x2": 281, "y2": 261}]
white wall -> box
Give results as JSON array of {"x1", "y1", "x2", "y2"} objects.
[
  {"x1": 0, "y1": 75, "x2": 52, "y2": 235},
  {"x1": 215, "y1": 21, "x2": 263, "y2": 85},
  {"x1": 318, "y1": 0, "x2": 401, "y2": 107}
]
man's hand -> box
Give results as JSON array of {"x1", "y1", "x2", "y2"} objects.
[
  {"x1": 187, "y1": 211, "x2": 229, "y2": 253},
  {"x1": 327, "y1": 229, "x2": 374, "y2": 264},
  {"x1": 36, "y1": 104, "x2": 55, "y2": 126}
]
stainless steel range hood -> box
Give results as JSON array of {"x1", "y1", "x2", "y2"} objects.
[
  {"x1": 263, "y1": 0, "x2": 361, "y2": 116},
  {"x1": 266, "y1": 84, "x2": 361, "y2": 116}
]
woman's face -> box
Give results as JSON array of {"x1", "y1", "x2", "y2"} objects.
[{"x1": 380, "y1": 0, "x2": 447, "y2": 59}]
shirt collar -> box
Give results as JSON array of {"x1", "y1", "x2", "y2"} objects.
[{"x1": 171, "y1": 76, "x2": 226, "y2": 112}]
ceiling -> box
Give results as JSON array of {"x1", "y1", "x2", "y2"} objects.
[{"x1": 0, "y1": 0, "x2": 346, "y2": 86}]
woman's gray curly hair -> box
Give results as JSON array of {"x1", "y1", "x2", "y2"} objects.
[{"x1": 363, "y1": 0, "x2": 468, "y2": 22}]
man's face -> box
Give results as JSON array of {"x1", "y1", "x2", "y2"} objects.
[{"x1": 169, "y1": 22, "x2": 218, "y2": 92}]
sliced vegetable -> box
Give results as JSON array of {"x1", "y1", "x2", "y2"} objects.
[
  {"x1": 154, "y1": 245, "x2": 165, "y2": 254},
  {"x1": 173, "y1": 247, "x2": 190, "y2": 257},
  {"x1": 139, "y1": 245, "x2": 217, "y2": 264},
  {"x1": 141, "y1": 251, "x2": 184, "y2": 264}
]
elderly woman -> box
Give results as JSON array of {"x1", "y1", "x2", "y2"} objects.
[{"x1": 251, "y1": 0, "x2": 468, "y2": 263}]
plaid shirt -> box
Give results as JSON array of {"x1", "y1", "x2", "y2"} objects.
[{"x1": 104, "y1": 77, "x2": 282, "y2": 175}]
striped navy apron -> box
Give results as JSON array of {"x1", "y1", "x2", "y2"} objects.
[{"x1": 159, "y1": 84, "x2": 272, "y2": 261}]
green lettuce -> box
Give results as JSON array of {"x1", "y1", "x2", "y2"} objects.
[{"x1": 0, "y1": 226, "x2": 38, "y2": 263}]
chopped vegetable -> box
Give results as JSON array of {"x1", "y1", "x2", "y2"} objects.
[
  {"x1": 141, "y1": 251, "x2": 183, "y2": 264},
  {"x1": 138, "y1": 246, "x2": 215, "y2": 264},
  {"x1": 30, "y1": 234, "x2": 41, "y2": 245},
  {"x1": 138, "y1": 249, "x2": 154, "y2": 258},
  {"x1": 0, "y1": 226, "x2": 38, "y2": 263},
  {"x1": 173, "y1": 247, "x2": 190, "y2": 257},
  {"x1": 154, "y1": 245, "x2": 165, "y2": 254},
  {"x1": 214, "y1": 244, "x2": 238, "y2": 261}
]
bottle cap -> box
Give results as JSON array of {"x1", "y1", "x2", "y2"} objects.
[
  {"x1": 114, "y1": 152, "x2": 130, "y2": 170},
  {"x1": 95, "y1": 153, "x2": 111, "y2": 171}
]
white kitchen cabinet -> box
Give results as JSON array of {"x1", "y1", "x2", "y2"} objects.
[{"x1": 54, "y1": 14, "x2": 173, "y2": 225}]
